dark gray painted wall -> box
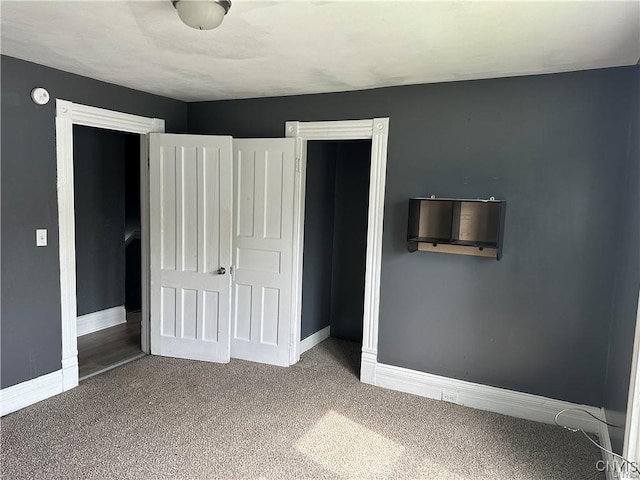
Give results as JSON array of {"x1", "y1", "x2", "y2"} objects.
[
  {"x1": 74, "y1": 125, "x2": 127, "y2": 316},
  {"x1": 189, "y1": 66, "x2": 637, "y2": 406},
  {"x1": 301, "y1": 142, "x2": 337, "y2": 339},
  {"x1": 1, "y1": 55, "x2": 187, "y2": 389},
  {"x1": 604, "y1": 66, "x2": 640, "y2": 454},
  {"x1": 124, "y1": 134, "x2": 141, "y2": 235},
  {"x1": 124, "y1": 134, "x2": 142, "y2": 312},
  {"x1": 330, "y1": 141, "x2": 370, "y2": 343}
]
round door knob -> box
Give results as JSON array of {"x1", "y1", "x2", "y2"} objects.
[{"x1": 216, "y1": 267, "x2": 226, "y2": 275}]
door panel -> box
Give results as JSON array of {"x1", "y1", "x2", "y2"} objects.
[
  {"x1": 232, "y1": 138, "x2": 296, "y2": 366},
  {"x1": 149, "y1": 133, "x2": 232, "y2": 362}
]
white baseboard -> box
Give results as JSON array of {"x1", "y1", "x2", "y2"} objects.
[
  {"x1": 299, "y1": 326, "x2": 330, "y2": 354},
  {"x1": 360, "y1": 354, "x2": 603, "y2": 434},
  {"x1": 62, "y1": 355, "x2": 79, "y2": 391},
  {"x1": 0, "y1": 370, "x2": 64, "y2": 417},
  {"x1": 77, "y1": 305, "x2": 126, "y2": 336}
]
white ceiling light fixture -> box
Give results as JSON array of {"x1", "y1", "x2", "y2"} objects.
[{"x1": 172, "y1": 0, "x2": 231, "y2": 30}]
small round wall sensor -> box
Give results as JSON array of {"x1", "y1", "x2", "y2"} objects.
[{"x1": 31, "y1": 87, "x2": 50, "y2": 105}]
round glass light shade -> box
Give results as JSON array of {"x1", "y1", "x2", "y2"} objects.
[{"x1": 175, "y1": 1, "x2": 227, "y2": 30}]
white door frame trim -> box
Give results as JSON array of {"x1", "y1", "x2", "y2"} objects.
[
  {"x1": 56, "y1": 99, "x2": 164, "y2": 390},
  {"x1": 285, "y1": 118, "x2": 389, "y2": 379},
  {"x1": 623, "y1": 291, "x2": 640, "y2": 465}
]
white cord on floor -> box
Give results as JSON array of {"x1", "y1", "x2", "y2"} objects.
[{"x1": 555, "y1": 407, "x2": 640, "y2": 475}]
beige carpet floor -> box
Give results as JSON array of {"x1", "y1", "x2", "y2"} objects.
[{"x1": 1, "y1": 338, "x2": 604, "y2": 479}]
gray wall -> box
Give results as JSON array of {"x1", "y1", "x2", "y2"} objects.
[
  {"x1": 74, "y1": 125, "x2": 128, "y2": 316},
  {"x1": 604, "y1": 65, "x2": 640, "y2": 454},
  {"x1": 124, "y1": 134, "x2": 142, "y2": 312},
  {"x1": 301, "y1": 142, "x2": 337, "y2": 339},
  {"x1": 1, "y1": 55, "x2": 187, "y2": 389},
  {"x1": 124, "y1": 134, "x2": 141, "y2": 235},
  {"x1": 330, "y1": 141, "x2": 370, "y2": 343},
  {"x1": 189, "y1": 66, "x2": 637, "y2": 406}
]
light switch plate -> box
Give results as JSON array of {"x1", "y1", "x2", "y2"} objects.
[{"x1": 36, "y1": 229, "x2": 47, "y2": 247}]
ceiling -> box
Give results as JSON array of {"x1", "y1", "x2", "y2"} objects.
[{"x1": 1, "y1": 1, "x2": 639, "y2": 102}]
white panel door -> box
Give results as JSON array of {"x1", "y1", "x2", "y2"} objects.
[
  {"x1": 149, "y1": 133, "x2": 232, "y2": 362},
  {"x1": 232, "y1": 138, "x2": 296, "y2": 366}
]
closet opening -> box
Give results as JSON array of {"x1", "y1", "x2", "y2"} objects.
[{"x1": 299, "y1": 139, "x2": 372, "y2": 375}]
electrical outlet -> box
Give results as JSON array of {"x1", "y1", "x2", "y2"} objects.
[{"x1": 441, "y1": 391, "x2": 458, "y2": 404}]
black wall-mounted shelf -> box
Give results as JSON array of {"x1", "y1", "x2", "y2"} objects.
[{"x1": 407, "y1": 197, "x2": 506, "y2": 259}]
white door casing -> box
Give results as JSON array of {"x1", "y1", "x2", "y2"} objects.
[
  {"x1": 285, "y1": 118, "x2": 389, "y2": 380},
  {"x1": 56, "y1": 100, "x2": 164, "y2": 391},
  {"x1": 624, "y1": 291, "x2": 640, "y2": 465},
  {"x1": 149, "y1": 134, "x2": 233, "y2": 362},
  {"x1": 231, "y1": 138, "x2": 296, "y2": 367}
]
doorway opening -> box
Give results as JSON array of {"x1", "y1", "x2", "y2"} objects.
[
  {"x1": 73, "y1": 125, "x2": 144, "y2": 380},
  {"x1": 56, "y1": 100, "x2": 164, "y2": 391},
  {"x1": 299, "y1": 140, "x2": 372, "y2": 375}
]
